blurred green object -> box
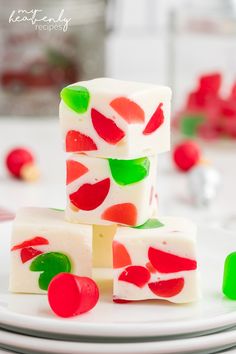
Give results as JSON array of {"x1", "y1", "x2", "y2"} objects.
[
  {"x1": 180, "y1": 114, "x2": 205, "y2": 137},
  {"x1": 222, "y1": 252, "x2": 236, "y2": 300}
]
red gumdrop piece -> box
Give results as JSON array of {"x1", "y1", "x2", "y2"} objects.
[
  {"x1": 48, "y1": 273, "x2": 99, "y2": 318},
  {"x1": 148, "y1": 247, "x2": 197, "y2": 273},
  {"x1": 11, "y1": 236, "x2": 49, "y2": 251},
  {"x1": 6, "y1": 148, "x2": 34, "y2": 178},
  {"x1": 113, "y1": 241, "x2": 132, "y2": 269},
  {"x1": 198, "y1": 73, "x2": 221, "y2": 95},
  {"x1": 113, "y1": 297, "x2": 132, "y2": 304},
  {"x1": 148, "y1": 278, "x2": 184, "y2": 298},
  {"x1": 119, "y1": 266, "x2": 150, "y2": 288},
  {"x1": 66, "y1": 160, "x2": 88, "y2": 185},
  {"x1": 143, "y1": 103, "x2": 164, "y2": 135},
  {"x1": 102, "y1": 203, "x2": 137, "y2": 226},
  {"x1": 91, "y1": 108, "x2": 125, "y2": 144},
  {"x1": 173, "y1": 140, "x2": 201, "y2": 172},
  {"x1": 110, "y1": 97, "x2": 145, "y2": 123},
  {"x1": 66, "y1": 130, "x2": 97, "y2": 152},
  {"x1": 69, "y1": 178, "x2": 110, "y2": 211},
  {"x1": 20, "y1": 247, "x2": 43, "y2": 264}
]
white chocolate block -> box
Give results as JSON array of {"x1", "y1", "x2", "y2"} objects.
[
  {"x1": 60, "y1": 78, "x2": 171, "y2": 159},
  {"x1": 10, "y1": 208, "x2": 93, "y2": 294},
  {"x1": 65, "y1": 154, "x2": 158, "y2": 227},
  {"x1": 113, "y1": 217, "x2": 200, "y2": 303}
]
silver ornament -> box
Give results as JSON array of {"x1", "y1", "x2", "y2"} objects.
[{"x1": 188, "y1": 164, "x2": 221, "y2": 207}]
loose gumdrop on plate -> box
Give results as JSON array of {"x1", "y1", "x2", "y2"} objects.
[
  {"x1": 173, "y1": 140, "x2": 201, "y2": 172},
  {"x1": 48, "y1": 273, "x2": 99, "y2": 318},
  {"x1": 222, "y1": 252, "x2": 236, "y2": 300},
  {"x1": 5, "y1": 147, "x2": 40, "y2": 182}
]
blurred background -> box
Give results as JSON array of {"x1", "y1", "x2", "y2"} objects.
[{"x1": 0, "y1": 0, "x2": 236, "y2": 229}]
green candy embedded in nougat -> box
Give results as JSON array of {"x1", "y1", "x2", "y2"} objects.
[
  {"x1": 108, "y1": 157, "x2": 150, "y2": 186},
  {"x1": 30, "y1": 252, "x2": 71, "y2": 291},
  {"x1": 222, "y1": 252, "x2": 236, "y2": 300},
  {"x1": 134, "y1": 218, "x2": 164, "y2": 229},
  {"x1": 180, "y1": 114, "x2": 205, "y2": 137},
  {"x1": 60, "y1": 85, "x2": 90, "y2": 114}
]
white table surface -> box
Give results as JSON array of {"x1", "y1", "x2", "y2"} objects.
[{"x1": 0, "y1": 117, "x2": 236, "y2": 230}]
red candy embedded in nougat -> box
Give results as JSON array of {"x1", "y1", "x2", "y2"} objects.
[
  {"x1": 148, "y1": 247, "x2": 197, "y2": 273},
  {"x1": 102, "y1": 203, "x2": 137, "y2": 226},
  {"x1": 148, "y1": 278, "x2": 185, "y2": 298},
  {"x1": 11, "y1": 236, "x2": 49, "y2": 251},
  {"x1": 66, "y1": 160, "x2": 88, "y2": 185},
  {"x1": 113, "y1": 241, "x2": 132, "y2": 269},
  {"x1": 110, "y1": 97, "x2": 145, "y2": 123},
  {"x1": 20, "y1": 247, "x2": 43, "y2": 264},
  {"x1": 66, "y1": 130, "x2": 97, "y2": 152},
  {"x1": 119, "y1": 266, "x2": 150, "y2": 288},
  {"x1": 69, "y1": 178, "x2": 110, "y2": 211},
  {"x1": 91, "y1": 108, "x2": 125, "y2": 144},
  {"x1": 143, "y1": 103, "x2": 164, "y2": 135},
  {"x1": 48, "y1": 273, "x2": 99, "y2": 318}
]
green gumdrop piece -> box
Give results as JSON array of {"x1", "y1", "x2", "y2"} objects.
[
  {"x1": 222, "y1": 252, "x2": 236, "y2": 300},
  {"x1": 134, "y1": 218, "x2": 164, "y2": 229},
  {"x1": 60, "y1": 85, "x2": 90, "y2": 113},
  {"x1": 108, "y1": 157, "x2": 150, "y2": 186},
  {"x1": 180, "y1": 114, "x2": 205, "y2": 136},
  {"x1": 50, "y1": 208, "x2": 65, "y2": 212},
  {"x1": 30, "y1": 252, "x2": 71, "y2": 291}
]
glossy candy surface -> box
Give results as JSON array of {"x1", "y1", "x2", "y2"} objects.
[
  {"x1": 222, "y1": 252, "x2": 236, "y2": 300},
  {"x1": 48, "y1": 273, "x2": 99, "y2": 318}
]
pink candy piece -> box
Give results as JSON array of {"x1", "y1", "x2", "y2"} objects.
[{"x1": 48, "y1": 273, "x2": 99, "y2": 318}]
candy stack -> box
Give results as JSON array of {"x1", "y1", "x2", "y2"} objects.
[{"x1": 10, "y1": 78, "x2": 200, "y2": 304}]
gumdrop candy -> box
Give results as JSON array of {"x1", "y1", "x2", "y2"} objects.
[
  {"x1": 66, "y1": 160, "x2": 88, "y2": 185},
  {"x1": 198, "y1": 73, "x2": 222, "y2": 95},
  {"x1": 143, "y1": 103, "x2": 164, "y2": 135},
  {"x1": 102, "y1": 203, "x2": 137, "y2": 226},
  {"x1": 66, "y1": 130, "x2": 97, "y2": 152},
  {"x1": 148, "y1": 278, "x2": 184, "y2": 297},
  {"x1": 222, "y1": 252, "x2": 236, "y2": 300},
  {"x1": 91, "y1": 108, "x2": 125, "y2": 144},
  {"x1": 113, "y1": 241, "x2": 132, "y2": 269},
  {"x1": 48, "y1": 273, "x2": 99, "y2": 318},
  {"x1": 61, "y1": 86, "x2": 90, "y2": 114},
  {"x1": 108, "y1": 157, "x2": 150, "y2": 186},
  {"x1": 119, "y1": 266, "x2": 150, "y2": 288},
  {"x1": 110, "y1": 97, "x2": 145, "y2": 123},
  {"x1": 30, "y1": 252, "x2": 71, "y2": 290},
  {"x1": 21, "y1": 247, "x2": 43, "y2": 264},
  {"x1": 69, "y1": 178, "x2": 110, "y2": 211},
  {"x1": 148, "y1": 247, "x2": 197, "y2": 273},
  {"x1": 134, "y1": 218, "x2": 164, "y2": 229},
  {"x1": 180, "y1": 113, "x2": 205, "y2": 137},
  {"x1": 11, "y1": 236, "x2": 49, "y2": 251}
]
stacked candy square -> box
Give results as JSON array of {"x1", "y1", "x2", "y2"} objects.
[{"x1": 10, "y1": 78, "x2": 201, "y2": 304}]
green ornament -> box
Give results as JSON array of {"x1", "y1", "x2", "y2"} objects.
[
  {"x1": 60, "y1": 86, "x2": 90, "y2": 114},
  {"x1": 134, "y1": 218, "x2": 164, "y2": 229},
  {"x1": 222, "y1": 252, "x2": 236, "y2": 300},
  {"x1": 108, "y1": 157, "x2": 150, "y2": 186},
  {"x1": 30, "y1": 252, "x2": 71, "y2": 291},
  {"x1": 180, "y1": 114, "x2": 205, "y2": 137}
]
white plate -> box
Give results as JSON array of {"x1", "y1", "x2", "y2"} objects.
[
  {"x1": 0, "y1": 328, "x2": 236, "y2": 354},
  {"x1": 1, "y1": 222, "x2": 236, "y2": 340}
]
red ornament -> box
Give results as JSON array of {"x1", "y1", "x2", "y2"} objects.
[
  {"x1": 69, "y1": 178, "x2": 110, "y2": 211},
  {"x1": 119, "y1": 266, "x2": 150, "y2": 288},
  {"x1": 5, "y1": 147, "x2": 39, "y2": 181},
  {"x1": 48, "y1": 273, "x2": 99, "y2": 318},
  {"x1": 173, "y1": 141, "x2": 201, "y2": 172},
  {"x1": 148, "y1": 247, "x2": 197, "y2": 273},
  {"x1": 91, "y1": 108, "x2": 125, "y2": 144}
]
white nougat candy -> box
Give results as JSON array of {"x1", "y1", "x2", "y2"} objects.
[
  {"x1": 113, "y1": 217, "x2": 200, "y2": 303},
  {"x1": 60, "y1": 78, "x2": 171, "y2": 159},
  {"x1": 10, "y1": 208, "x2": 93, "y2": 294},
  {"x1": 66, "y1": 154, "x2": 158, "y2": 227}
]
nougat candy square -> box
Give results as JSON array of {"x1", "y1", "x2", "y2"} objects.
[
  {"x1": 10, "y1": 208, "x2": 93, "y2": 294},
  {"x1": 113, "y1": 217, "x2": 200, "y2": 303},
  {"x1": 60, "y1": 78, "x2": 171, "y2": 159},
  {"x1": 66, "y1": 154, "x2": 158, "y2": 227}
]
